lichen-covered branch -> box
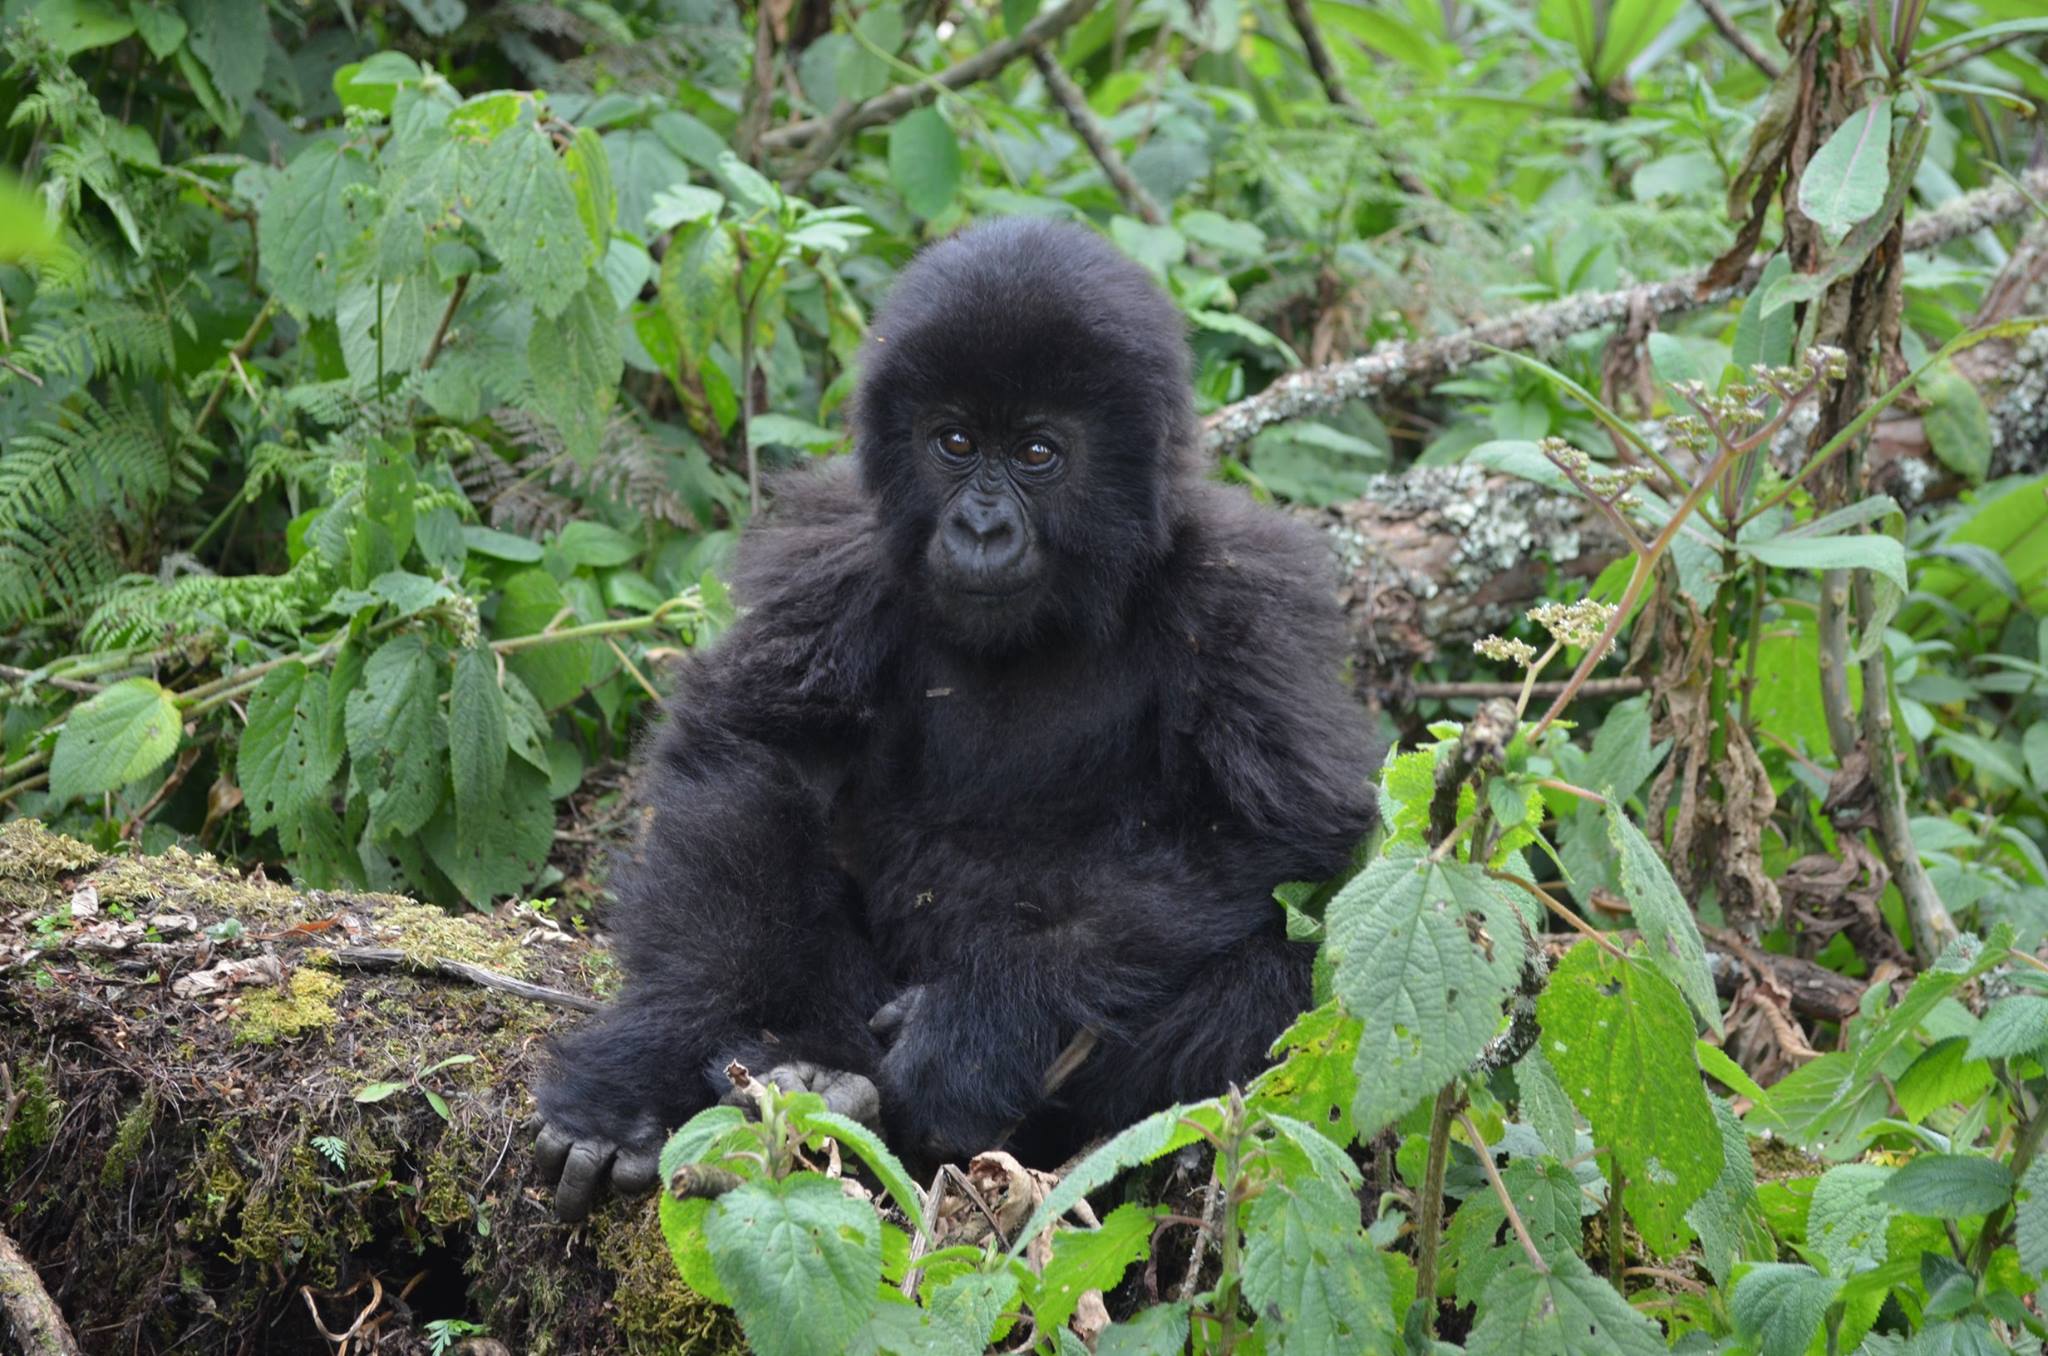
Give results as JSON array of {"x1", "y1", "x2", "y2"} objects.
[
  {"x1": 1205, "y1": 167, "x2": 2048, "y2": 454},
  {"x1": 0, "y1": 1229, "x2": 80, "y2": 1356}
]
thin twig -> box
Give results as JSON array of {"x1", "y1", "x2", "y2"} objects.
[
  {"x1": 190, "y1": 297, "x2": 278, "y2": 441},
  {"x1": 1410, "y1": 676, "x2": 1645, "y2": 701},
  {"x1": 1692, "y1": 0, "x2": 1782, "y2": 78},
  {"x1": 330, "y1": 947, "x2": 600, "y2": 1013},
  {"x1": 1030, "y1": 48, "x2": 1164, "y2": 225},
  {"x1": 1458, "y1": 1110, "x2": 1549, "y2": 1274},
  {"x1": 419, "y1": 273, "x2": 472, "y2": 373}
]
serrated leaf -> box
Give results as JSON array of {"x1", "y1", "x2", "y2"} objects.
[
  {"x1": 1604, "y1": 803, "x2": 1721, "y2": 1034},
  {"x1": 1327, "y1": 853, "x2": 1530, "y2": 1138},
  {"x1": 501, "y1": 671, "x2": 552, "y2": 773},
  {"x1": 240, "y1": 664, "x2": 342, "y2": 836},
  {"x1": 1515, "y1": 1047, "x2": 1579, "y2": 1160},
  {"x1": 1035, "y1": 1203, "x2": 1156, "y2": 1332},
  {"x1": 1241, "y1": 1176, "x2": 1397, "y2": 1355},
  {"x1": 1466, "y1": 1254, "x2": 1667, "y2": 1356},
  {"x1": 1731, "y1": 1263, "x2": 1842, "y2": 1356},
  {"x1": 495, "y1": 568, "x2": 593, "y2": 710},
  {"x1": 1895, "y1": 1037, "x2": 1995, "y2": 1122},
  {"x1": 1007, "y1": 1104, "x2": 1218, "y2": 1258},
  {"x1": 1686, "y1": 1097, "x2": 1770, "y2": 1286},
  {"x1": 659, "y1": 1195, "x2": 729, "y2": 1303},
  {"x1": 1250, "y1": 1001, "x2": 1360, "y2": 1144},
  {"x1": 703, "y1": 1175, "x2": 882, "y2": 1356},
  {"x1": 181, "y1": 0, "x2": 265, "y2": 130},
  {"x1": 562, "y1": 126, "x2": 613, "y2": 266},
  {"x1": 422, "y1": 761, "x2": 553, "y2": 906},
  {"x1": 1810, "y1": 1163, "x2": 1894, "y2": 1275},
  {"x1": 51, "y1": 677, "x2": 183, "y2": 803},
  {"x1": 794, "y1": 1108, "x2": 924, "y2": 1236},
  {"x1": 658, "y1": 219, "x2": 741, "y2": 364},
  {"x1": 1447, "y1": 1158, "x2": 1584, "y2": 1307},
  {"x1": 1535, "y1": 941, "x2": 1721, "y2": 1254},
  {"x1": 449, "y1": 646, "x2": 508, "y2": 837},
  {"x1": 2017, "y1": 1155, "x2": 2048, "y2": 1280},
  {"x1": 1966, "y1": 994, "x2": 2048, "y2": 1061},
  {"x1": 1096, "y1": 1303, "x2": 1190, "y2": 1355},
  {"x1": 471, "y1": 113, "x2": 592, "y2": 317},
  {"x1": 1874, "y1": 1154, "x2": 2012, "y2": 1219},
  {"x1": 887, "y1": 107, "x2": 963, "y2": 219},
  {"x1": 343, "y1": 634, "x2": 448, "y2": 838},
  {"x1": 527, "y1": 273, "x2": 622, "y2": 463},
  {"x1": 1798, "y1": 101, "x2": 1892, "y2": 244},
  {"x1": 260, "y1": 139, "x2": 376, "y2": 316}
]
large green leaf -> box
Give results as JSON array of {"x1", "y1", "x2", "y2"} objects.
[
  {"x1": 181, "y1": 0, "x2": 266, "y2": 130},
  {"x1": 260, "y1": 139, "x2": 376, "y2": 316},
  {"x1": 1603, "y1": 802, "x2": 1721, "y2": 1034},
  {"x1": 495, "y1": 568, "x2": 594, "y2": 710},
  {"x1": 1731, "y1": 1263, "x2": 1842, "y2": 1356},
  {"x1": 703, "y1": 1175, "x2": 882, "y2": 1356},
  {"x1": 887, "y1": 108, "x2": 964, "y2": 220},
  {"x1": 470, "y1": 111, "x2": 593, "y2": 317},
  {"x1": 1874, "y1": 1154, "x2": 2013, "y2": 1219},
  {"x1": 1535, "y1": 941, "x2": 1720, "y2": 1254},
  {"x1": 1034, "y1": 1203, "x2": 1156, "y2": 1332},
  {"x1": 1809, "y1": 1163, "x2": 1895, "y2": 1275},
  {"x1": 527, "y1": 273, "x2": 622, "y2": 464},
  {"x1": 1241, "y1": 1177, "x2": 1397, "y2": 1355},
  {"x1": 1326, "y1": 852, "x2": 1530, "y2": 1137},
  {"x1": 1685, "y1": 1097, "x2": 1769, "y2": 1287},
  {"x1": 449, "y1": 645, "x2": 508, "y2": 838},
  {"x1": 239, "y1": 664, "x2": 342, "y2": 836},
  {"x1": 422, "y1": 760, "x2": 553, "y2": 906},
  {"x1": 1798, "y1": 101, "x2": 1892, "y2": 244},
  {"x1": 1465, "y1": 1254, "x2": 1666, "y2": 1356},
  {"x1": 1008, "y1": 1104, "x2": 1219, "y2": 1258},
  {"x1": 50, "y1": 677, "x2": 182, "y2": 803},
  {"x1": 342, "y1": 634, "x2": 448, "y2": 838},
  {"x1": 1965, "y1": 994, "x2": 2048, "y2": 1061}
]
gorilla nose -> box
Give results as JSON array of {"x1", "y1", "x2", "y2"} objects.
[{"x1": 943, "y1": 497, "x2": 1024, "y2": 569}]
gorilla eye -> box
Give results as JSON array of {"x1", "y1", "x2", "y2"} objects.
[
  {"x1": 1015, "y1": 439, "x2": 1059, "y2": 470},
  {"x1": 935, "y1": 428, "x2": 976, "y2": 461}
]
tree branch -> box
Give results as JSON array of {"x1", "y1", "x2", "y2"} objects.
[
  {"x1": 330, "y1": 947, "x2": 601, "y2": 1014},
  {"x1": 1692, "y1": 0, "x2": 1782, "y2": 79},
  {"x1": 1204, "y1": 166, "x2": 2048, "y2": 454},
  {"x1": 1030, "y1": 47, "x2": 1165, "y2": 226},
  {"x1": 0, "y1": 1229, "x2": 81, "y2": 1356},
  {"x1": 759, "y1": 0, "x2": 1102, "y2": 154}
]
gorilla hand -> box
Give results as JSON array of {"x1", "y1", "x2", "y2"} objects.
[
  {"x1": 873, "y1": 985, "x2": 1023, "y2": 1162},
  {"x1": 720, "y1": 1060, "x2": 882, "y2": 1130},
  {"x1": 535, "y1": 1109, "x2": 663, "y2": 1224}
]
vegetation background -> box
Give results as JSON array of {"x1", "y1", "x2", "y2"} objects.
[{"x1": 2, "y1": 0, "x2": 2047, "y2": 1352}]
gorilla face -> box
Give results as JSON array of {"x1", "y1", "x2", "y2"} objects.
[{"x1": 851, "y1": 218, "x2": 1200, "y2": 653}]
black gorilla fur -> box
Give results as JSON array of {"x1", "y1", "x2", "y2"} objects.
[{"x1": 534, "y1": 218, "x2": 1380, "y2": 1220}]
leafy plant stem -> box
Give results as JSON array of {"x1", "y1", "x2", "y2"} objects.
[
  {"x1": 1412, "y1": 1083, "x2": 1460, "y2": 1337},
  {"x1": 1487, "y1": 870, "x2": 1630, "y2": 960},
  {"x1": 1459, "y1": 1109, "x2": 1548, "y2": 1273},
  {"x1": 1607, "y1": 1151, "x2": 1626, "y2": 1284}
]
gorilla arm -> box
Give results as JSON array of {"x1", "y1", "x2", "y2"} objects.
[{"x1": 534, "y1": 473, "x2": 896, "y2": 1222}]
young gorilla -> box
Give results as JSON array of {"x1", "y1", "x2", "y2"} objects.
[{"x1": 534, "y1": 218, "x2": 1379, "y2": 1221}]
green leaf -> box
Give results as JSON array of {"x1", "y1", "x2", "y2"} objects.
[
  {"x1": 562, "y1": 126, "x2": 614, "y2": 266},
  {"x1": 343, "y1": 634, "x2": 448, "y2": 838},
  {"x1": 240, "y1": 664, "x2": 342, "y2": 836},
  {"x1": 2017, "y1": 1155, "x2": 2048, "y2": 1280},
  {"x1": 1737, "y1": 531, "x2": 1909, "y2": 593},
  {"x1": 471, "y1": 113, "x2": 593, "y2": 317},
  {"x1": 1967, "y1": 994, "x2": 2048, "y2": 1061},
  {"x1": 658, "y1": 219, "x2": 741, "y2": 364},
  {"x1": 1919, "y1": 359, "x2": 1992, "y2": 483},
  {"x1": 422, "y1": 761, "x2": 554, "y2": 907},
  {"x1": 1465, "y1": 1254, "x2": 1666, "y2": 1356},
  {"x1": 1809, "y1": 1163, "x2": 1895, "y2": 1275},
  {"x1": 130, "y1": 3, "x2": 186, "y2": 57},
  {"x1": 527, "y1": 273, "x2": 623, "y2": 464},
  {"x1": 501, "y1": 672, "x2": 553, "y2": 773},
  {"x1": 1535, "y1": 941, "x2": 1721, "y2": 1254},
  {"x1": 355, "y1": 1081, "x2": 406, "y2": 1103},
  {"x1": 1731, "y1": 1263, "x2": 1842, "y2": 1356},
  {"x1": 1034, "y1": 1203, "x2": 1156, "y2": 1332},
  {"x1": 1096, "y1": 1303, "x2": 1190, "y2": 1356},
  {"x1": 51, "y1": 677, "x2": 183, "y2": 804},
  {"x1": 461, "y1": 525, "x2": 545, "y2": 563},
  {"x1": 396, "y1": 0, "x2": 467, "y2": 38},
  {"x1": 260, "y1": 139, "x2": 376, "y2": 317},
  {"x1": 1447, "y1": 1158, "x2": 1584, "y2": 1307},
  {"x1": 1732, "y1": 255, "x2": 1796, "y2": 371},
  {"x1": 1241, "y1": 1177, "x2": 1397, "y2": 1355},
  {"x1": 34, "y1": 0, "x2": 134, "y2": 55},
  {"x1": 1895, "y1": 1037, "x2": 1995, "y2": 1122},
  {"x1": 1515, "y1": 1047, "x2": 1580, "y2": 1160},
  {"x1": 1874, "y1": 1154, "x2": 2013, "y2": 1219},
  {"x1": 1798, "y1": 101, "x2": 1892, "y2": 245},
  {"x1": 703, "y1": 1175, "x2": 882, "y2": 1356},
  {"x1": 495, "y1": 568, "x2": 594, "y2": 710},
  {"x1": 449, "y1": 646, "x2": 509, "y2": 836},
  {"x1": 1008, "y1": 1104, "x2": 1218, "y2": 1258},
  {"x1": 1249, "y1": 1002, "x2": 1360, "y2": 1144},
  {"x1": 553, "y1": 520, "x2": 642, "y2": 569},
  {"x1": 645, "y1": 184, "x2": 726, "y2": 235},
  {"x1": 1686, "y1": 1097, "x2": 1770, "y2": 1287},
  {"x1": 1326, "y1": 853, "x2": 1530, "y2": 1138},
  {"x1": 887, "y1": 108, "x2": 963, "y2": 219},
  {"x1": 1603, "y1": 803, "x2": 1721, "y2": 1034},
  {"x1": 181, "y1": 0, "x2": 266, "y2": 130},
  {"x1": 794, "y1": 1109, "x2": 926, "y2": 1237}
]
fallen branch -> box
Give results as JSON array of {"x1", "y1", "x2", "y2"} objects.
[
  {"x1": 759, "y1": 0, "x2": 1102, "y2": 154},
  {"x1": 331, "y1": 946, "x2": 601, "y2": 1014},
  {"x1": 1205, "y1": 166, "x2": 2048, "y2": 453},
  {"x1": 0, "y1": 1229, "x2": 81, "y2": 1356}
]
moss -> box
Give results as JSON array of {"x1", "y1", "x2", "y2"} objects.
[
  {"x1": 382, "y1": 902, "x2": 530, "y2": 977},
  {"x1": 420, "y1": 1138, "x2": 483, "y2": 1231},
  {"x1": 233, "y1": 967, "x2": 343, "y2": 1045},
  {"x1": 1, "y1": 1062, "x2": 60, "y2": 1169},
  {"x1": 593, "y1": 1201, "x2": 745, "y2": 1355},
  {"x1": 90, "y1": 844, "x2": 304, "y2": 920},
  {"x1": 0, "y1": 819, "x2": 100, "y2": 909},
  {"x1": 232, "y1": 1145, "x2": 339, "y2": 1274},
  {"x1": 100, "y1": 1090, "x2": 159, "y2": 1186}
]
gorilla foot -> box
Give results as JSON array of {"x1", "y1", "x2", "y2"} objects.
[{"x1": 535, "y1": 1118, "x2": 662, "y2": 1224}]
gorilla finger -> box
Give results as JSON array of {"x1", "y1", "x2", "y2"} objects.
[
  {"x1": 869, "y1": 993, "x2": 914, "y2": 1039},
  {"x1": 611, "y1": 1146, "x2": 661, "y2": 1197},
  {"x1": 820, "y1": 1071, "x2": 882, "y2": 1130},
  {"x1": 763, "y1": 1063, "x2": 814, "y2": 1095},
  {"x1": 553, "y1": 1141, "x2": 617, "y2": 1223},
  {"x1": 535, "y1": 1125, "x2": 574, "y2": 1182}
]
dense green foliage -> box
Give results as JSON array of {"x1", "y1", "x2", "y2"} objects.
[{"x1": 5, "y1": 0, "x2": 2048, "y2": 1351}]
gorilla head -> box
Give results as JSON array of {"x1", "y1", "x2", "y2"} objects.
[{"x1": 852, "y1": 219, "x2": 1198, "y2": 650}]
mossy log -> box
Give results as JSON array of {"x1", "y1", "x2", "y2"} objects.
[{"x1": 0, "y1": 819, "x2": 738, "y2": 1355}]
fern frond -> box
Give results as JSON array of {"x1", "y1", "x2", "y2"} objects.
[{"x1": 8, "y1": 297, "x2": 176, "y2": 384}]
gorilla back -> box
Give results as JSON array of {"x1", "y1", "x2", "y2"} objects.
[{"x1": 534, "y1": 218, "x2": 1379, "y2": 1221}]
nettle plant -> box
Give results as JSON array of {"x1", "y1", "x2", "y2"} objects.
[{"x1": 644, "y1": 342, "x2": 2048, "y2": 1354}]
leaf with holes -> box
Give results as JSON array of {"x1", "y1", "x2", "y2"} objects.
[
  {"x1": 1241, "y1": 1176, "x2": 1397, "y2": 1355},
  {"x1": 239, "y1": 663, "x2": 341, "y2": 836},
  {"x1": 1326, "y1": 852, "x2": 1530, "y2": 1138},
  {"x1": 449, "y1": 645, "x2": 508, "y2": 838},
  {"x1": 259, "y1": 138, "x2": 375, "y2": 316},
  {"x1": 703, "y1": 1175, "x2": 882, "y2": 1356},
  {"x1": 343, "y1": 634, "x2": 448, "y2": 838},
  {"x1": 51, "y1": 677, "x2": 183, "y2": 804},
  {"x1": 1604, "y1": 801, "x2": 1721, "y2": 1034},
  {"x1": 1535, "y1": 941, "x2": 1720, "y2": 1255},
  {"x1": 470, "y1": 110, "x2": 592, "y2": 317},
  {"x1": 423, "y1": 761, "x2": 554, "y2": 907},
  {"x1": 1466, "y1": 1254, "x2": 1667, "y2": 1356}
]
